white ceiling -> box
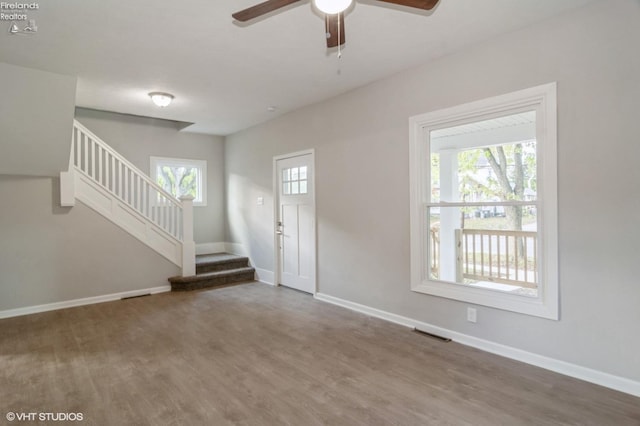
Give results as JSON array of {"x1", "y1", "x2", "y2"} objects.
[{"x1": 0, "y1": 0, "x2": 595, "y2": 135}]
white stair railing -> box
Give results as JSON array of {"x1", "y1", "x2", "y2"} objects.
[{"x1": 62, "y1": 120, "x2": 195, "y2": 277}]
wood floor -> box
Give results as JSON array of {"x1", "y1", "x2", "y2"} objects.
[{"x1": 1, "y1": 283, "x2": 638, "y2": 425}]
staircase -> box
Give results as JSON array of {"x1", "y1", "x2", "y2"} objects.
[
  {"x1": 59, "y1": 120, "x2": 194, "y2": 277},
  {"x1": 60, "y1": 120, "x2": 256, "y2": 289},
  {"x1": 169, "y1": 253, "x2": 255, "y2": 291}
]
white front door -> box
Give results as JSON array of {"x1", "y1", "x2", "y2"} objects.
[{"x1": 275, "y1": 152, "x2": 315, "y2": 294}]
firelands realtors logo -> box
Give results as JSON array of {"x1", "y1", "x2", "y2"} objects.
[{"x1": 1, "y1": 2, "x2": 39, "y2": 35}]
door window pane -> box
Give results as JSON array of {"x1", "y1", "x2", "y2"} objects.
[{"x1": 282, "y1": 166, "x2": 309, "y2": 196}]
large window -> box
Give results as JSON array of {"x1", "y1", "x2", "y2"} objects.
[
  {"x1": 409, "y1": 83, "x2": 558, "y2": 319},
  {"x1": 150, "y1": 156, "x2": 207, "y2": 206}
]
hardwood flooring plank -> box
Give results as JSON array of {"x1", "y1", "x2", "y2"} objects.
[{"x1": 1, "y1": 283, "x2": 639, "y2": 425}]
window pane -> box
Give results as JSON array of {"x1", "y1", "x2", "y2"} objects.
[
  {"x1": 282, "y1": 168, "x2": 290, "y2": 182},
  {"x1": 430, "y1": 111, "x2": 537, "y2": 203},
  {"x1": 428, "y1": 205, "x2": 538, "y2": 296},
  {"x1": 159, "y1": 166, "x2": 179, "y2": 197},
  {"x1": 430, "y1": 154, "x2": 440, "y2": 203},
  {"x1": 291, "y1": 167, "x2": 299, "y2": 181},
  {"x1": 283, "y1": 182, "x2": 290, "y2": 195},
  {"x1": 299, "y1": 180, "x2": 307, "y2": 194},
  {"x1": 151, "y1": 157, "x2": 207, "y2": 206},
  {"x1": 299, "y1": 166, "x2": 307, "y2": 180},
  {"x1": 177, "y1": 167, "x2": 198, "y2": 200},
  {"x1": 291, "y1": 181, "x2": 299, "y2": 194},
  {"x1": 156, "y1": 166, "x2": 171, "y2": 195}
]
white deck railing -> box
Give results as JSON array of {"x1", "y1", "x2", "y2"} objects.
[
  {"x1": 63, "y1": 120, "x2": 195, "y2": 276},
  {"x1": 430, "y1": 228, "x2": 537, "y2": 289},
  {"x1": 456, "y1": 229, "x2": 537, "y2": 288}
]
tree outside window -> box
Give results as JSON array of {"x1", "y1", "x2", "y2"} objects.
[{"x1": 150, "y1": 157, "x2": 207, "y2": 206}]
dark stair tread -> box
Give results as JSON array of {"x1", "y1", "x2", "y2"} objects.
[
  {"x1": 195, "y1": 253, "x2": 251, "y2": 274},
  {"x1": 169, "y1": 267, "x2": 255, "y2": 284},
  {"x1": 170, "y1": 253, "x2": 254, "y2": 291},
  {"x1": 196, "y1": 253, "x2": 249, "y2": 265}
]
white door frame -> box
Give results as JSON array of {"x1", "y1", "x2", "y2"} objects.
[{"x1": 273, "y1": 149, "x2": 317, "y2": 294}]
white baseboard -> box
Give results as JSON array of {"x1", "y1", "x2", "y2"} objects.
[
  {"x1": 224, "y1": 242, "x2": 247, "y2": 256},
  {"x1": 314, "y1": 292, "x2": 640, "y2": 398},
  {"x1": 196, "y1": 242, "x2": 226, "y2": 255},
  {"x1": 255, "y1": 268, "x2": 274, "y2": 285},
  {"x1": 0, "y1": 286, "x2": 171, "y2": 320}
]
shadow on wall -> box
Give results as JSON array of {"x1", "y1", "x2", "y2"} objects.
[{"x1": 227, "y1": 173, "x2": 274, "y2": 268}]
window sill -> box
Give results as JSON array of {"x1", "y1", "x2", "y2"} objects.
[{"x1": 412, "y1": 280, "x2": 558, "y2": 320}]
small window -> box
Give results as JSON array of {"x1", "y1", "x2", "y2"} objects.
[
  {"x1": 409, "y1": 83, "x2": 558, "y2": 319},
  {"x1": 150, "y1": 156, "x2": 207, "y2": 206},
  {"x1": 282, "y1": 166, "x2": 308, "y2": 195}
]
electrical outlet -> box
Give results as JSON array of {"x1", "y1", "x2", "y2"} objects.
[{"x1": 467, "y1": 307, "x2": 477, "y2": 323}]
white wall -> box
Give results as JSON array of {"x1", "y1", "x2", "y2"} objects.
[
  {"x1": 0, "y1": 176, "x2": 179, "y2": 312},
  {"x1": 225, "y1": 0, "x2": 640, "y2": 383},
  {"x1": 74, "y1": 108, "x2": 226, "y2": 245},
  {"x1": 0, "y1": 62, "x2": 76, "y2": 177}
]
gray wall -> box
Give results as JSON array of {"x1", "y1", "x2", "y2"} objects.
[
  {"x1": 225, "y1": 0, "x2": 640, "y2": 382},
  {"x1": 0, "y1": 62, "x2": 76, "y2": 177},
  {"x1": 75, "y1": 108, "x2": 226, "y2": 245},
  {"x1": 0, "y1": 176, "x2": 179, "y2": 312}
]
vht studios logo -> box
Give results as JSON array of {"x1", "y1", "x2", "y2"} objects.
[{"x1": 6, "y1": 412, "x2": 84, "y2": 422}]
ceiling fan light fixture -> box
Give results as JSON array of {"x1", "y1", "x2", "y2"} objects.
[
  {"x1": 314, "y1": 0, "x2": 353, "y2": 15},
  {"x1": 148, "y1": 92, "x2": 174, "y2": 108}
]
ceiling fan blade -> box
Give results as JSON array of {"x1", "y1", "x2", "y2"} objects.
[
  {"x1": 325, "y1": 14, "x2": 345, "y2": 48},
  {"x1": 232, "y1": 0, "x2": 302, "y2": 22},
  {"x1": 375, "y1": 0, "x2": 439, "y2": 10}
]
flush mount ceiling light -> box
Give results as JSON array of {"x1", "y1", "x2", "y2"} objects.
[
  {"x1": 313, "y1": 0, "x2": 353, "y2": 14},
  {"x1": 148, "y1": 92, "x2": 174, "y2": 108}
]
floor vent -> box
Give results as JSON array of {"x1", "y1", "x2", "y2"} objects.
[
  {"x1": 121, "y1": 293, "x2": 151, "y2": 300},
  {"x1": 413, "y1": 328, "x2": 452, "y2": 342}
]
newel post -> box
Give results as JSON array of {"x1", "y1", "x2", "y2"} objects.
[
  {"x1": 180, "y1": 195, "x2": 196, "y2": 277},
  {"x1": 59, "y1": 169, "x2": 76, "y2": 207}
]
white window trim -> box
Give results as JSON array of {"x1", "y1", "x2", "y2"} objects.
[
  {"x1": 409, "y1": 83, "x2": 558, "y2": 320},
  {"x1": 150, "y1": 156, "x2": 207, "y2": 206}
]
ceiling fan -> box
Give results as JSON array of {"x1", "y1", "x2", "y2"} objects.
[{"x1": 232, "y1": 0, "x2": 439, "y2": 48}]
